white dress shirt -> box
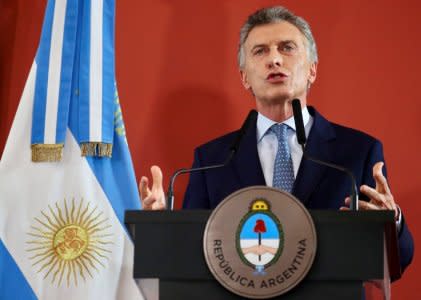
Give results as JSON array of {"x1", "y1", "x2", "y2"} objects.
[{"x1": 256, "y1": 107, "x2": 313, "y2": 186}]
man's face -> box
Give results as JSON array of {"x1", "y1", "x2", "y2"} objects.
[{"x1": 240, "y1": 21, "x2": 317, "y2": 106}]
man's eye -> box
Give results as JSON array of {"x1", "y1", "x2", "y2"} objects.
[
  {"x1": 281, "y1": 44, "x2": 295, "y2": 52},
  {"x1": 253, "y1": 48, "x2": 265, "y2": 55}
]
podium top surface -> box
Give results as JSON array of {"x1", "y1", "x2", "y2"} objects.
[{"x1": 125, "y1": 210, "x2": 396, "y2": 227}]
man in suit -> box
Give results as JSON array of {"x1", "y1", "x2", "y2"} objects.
[{"x1": 140, "y1": 6, "x2": 413, "y2": 273}]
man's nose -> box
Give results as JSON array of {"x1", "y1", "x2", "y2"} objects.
[{"x1": 267, "y1": 52, "x2": 283, "y2": 68}]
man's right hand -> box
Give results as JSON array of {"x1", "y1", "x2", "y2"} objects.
[{"x1": 139, "y1": 165, "x2": 166, "y2": 210}]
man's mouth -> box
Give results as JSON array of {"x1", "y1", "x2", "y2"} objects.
[{"x1": 266, "y1": 72, "x2": 288, "y2": 82}]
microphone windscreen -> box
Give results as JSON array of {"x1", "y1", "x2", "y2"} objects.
[{"x1": 292, "y1": 99, "x2": 307, "y2": 145}]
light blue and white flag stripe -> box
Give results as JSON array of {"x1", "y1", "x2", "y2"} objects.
[
  {"x1": 32, "y1": 0, "x2": 78, "y2": 146},
  {"x1": 79, "y1": 0, "x2": 115, "y2": 145},
  {"x1": 31, "y1": 0, "x2": 116, "y2": 157}
]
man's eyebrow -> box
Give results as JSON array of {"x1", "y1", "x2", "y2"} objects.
[
  {"x1": 279, "y1": 39, "x2": 297, "y2": 45},
  {"x1": 250, "y1": 40, "x2": 297, "y2": 51},
  {"x1": 250, "y1": 44, "x2": 267, "y2": 51}
]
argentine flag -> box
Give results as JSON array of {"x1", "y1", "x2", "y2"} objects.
[{"x1": 0, "y1": 1, "x2": 144, "y2": 299}]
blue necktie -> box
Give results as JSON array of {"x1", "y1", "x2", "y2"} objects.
[{"x1": 271, "y1": 124, "x2": 295, "y2": 193}]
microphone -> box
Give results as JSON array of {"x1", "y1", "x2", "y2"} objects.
[
  {"x1": 166, "y1": 109, "x2": 258, "y2": 210},
  {"x1": 291, "y1": 99, "x2": 359, "y2": 211}
]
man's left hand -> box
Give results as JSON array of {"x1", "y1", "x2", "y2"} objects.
[{"x1": 340, "y1": 162, "x2": 398, "y2": 219}]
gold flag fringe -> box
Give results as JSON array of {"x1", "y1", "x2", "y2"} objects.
[
  {"x1": 31, "y1": 144, "x2": 63, "y2": 162},
  {"x1": 80, "y1": 142, "x2": 112, "y2": 158}
]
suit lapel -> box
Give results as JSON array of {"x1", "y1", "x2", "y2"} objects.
[
  {"x1": 292, "y1": 107, "x2": 336, "y2": 206},
  {"x1": 232, "y1": 121, "x2": 266, "y2": 187},
  {"x1": 229, "y1": 107, "x2": 336, "y2": 205}
]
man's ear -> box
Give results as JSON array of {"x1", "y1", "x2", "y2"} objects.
[
  {"x1": 240, "y1": 69, "x2": 251, "y2": 90},
  {"x1": 308, "y1": 62, "x2": 317, "y2": 84}
]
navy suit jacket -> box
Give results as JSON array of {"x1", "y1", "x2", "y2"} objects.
[{"x1": 183, "y1": 107, "x2": 413, "y2": 273}]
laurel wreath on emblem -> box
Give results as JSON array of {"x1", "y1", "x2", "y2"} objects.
[
  {"x1": 235, "y1": 198, "x2": 284, "y2": 273},
  {"x1": 26, "y1": 198, "x2": 113, "y2": 286}
]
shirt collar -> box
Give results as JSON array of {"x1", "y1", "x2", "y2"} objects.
[{"x1": 256, "y1": 106, "x2": 310, "y2": 142}]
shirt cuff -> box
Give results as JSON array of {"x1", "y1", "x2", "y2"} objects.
[{"x1": 395, "y1": 205, "x2": 402, "y2": 234}]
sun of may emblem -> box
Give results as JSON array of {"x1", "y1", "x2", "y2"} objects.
[
  {"x1": 26, "y1": 198, "x2": 113, "y2": 286},
  {"x1": 236, "y1": 198, "x2": 284, "y2": 274}
]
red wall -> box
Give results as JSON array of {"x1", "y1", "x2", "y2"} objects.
[{"x1": 1, "y1": 1, "x2": 419, "y2": 298}]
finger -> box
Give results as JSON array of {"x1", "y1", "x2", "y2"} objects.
[
  {"x1": 372, "y1": 162, "x2": 391, "y2": 194},
  {"x1": 150, "y1": 165, "x2": 164, "y2": 192},
  {"x1": 360, "y1": 185, "x2": 392, "y2": 209},
  {"x1": 358, "y1": 200, "x2": 381, "y2": 211},
  {"x1": 139, "y1": 176, "x2": 150, "y2": 200},
  {"x1": 340, "y1": 197, "x2": 352, "y2": 211},
  {"x1": 143, "y1": 195, "x2": 156, "y2": 206},
  {"x1": 152, "y1": 197, "x2": 166, "y2": 210},
  {"x1": 360, "y1": 185, "x2": 382, "y2": 203},
  {"x1": 344, "y1": 197, "x2": 351, "y2": 206}
]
